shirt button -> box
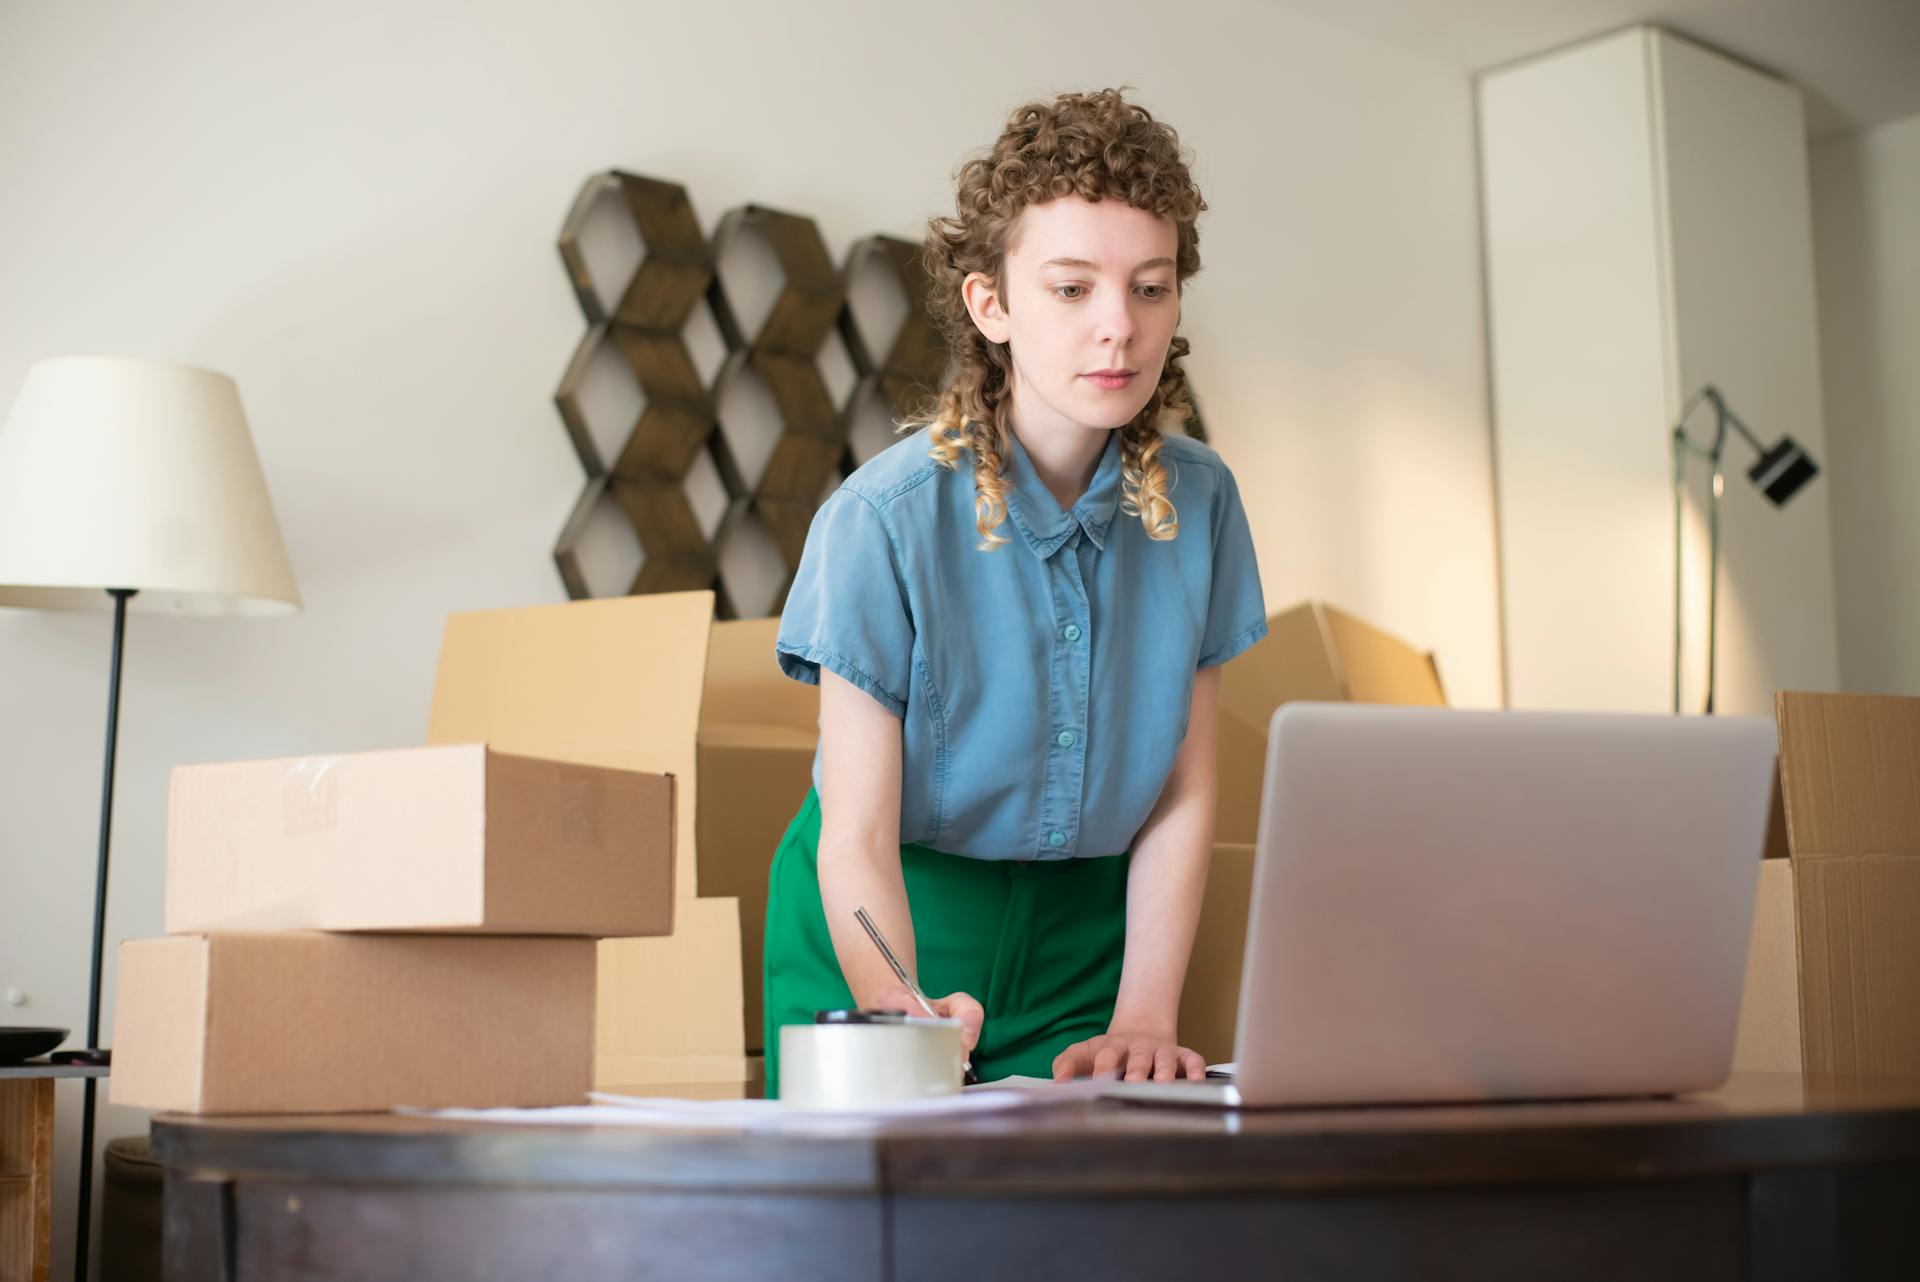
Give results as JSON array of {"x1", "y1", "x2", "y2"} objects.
[
  {"x1": 1056, "y1": 730, "x2": 1075, "y2": 748},
  {"x1": 1063, "y1": 624, "x2": 1083, "y2": 642},
  {"x1": 1048, "y1": 831, "x2": 1067, "y2": 848}
]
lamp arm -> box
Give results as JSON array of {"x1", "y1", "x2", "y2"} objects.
[
  {"x1": 1671, "y1": 384, "x2": 1723, "y2": 459},
  {"x1": 1712, "y1": 395, "x2": 1767, "y2": 456},
  {"x1": 1681, "y1": 384, "x2": 1767, "y2": 458}
]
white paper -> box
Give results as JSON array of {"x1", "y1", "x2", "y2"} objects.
[
  {"x1": 963, "y1": 1074, "x2": 1059, "y2": 1091},
  {"x1": 400, "y1": 1077, "x2": 1112, "y2": 1133}
]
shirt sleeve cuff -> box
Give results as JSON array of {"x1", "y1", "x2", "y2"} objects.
[
  {"x1": 1197, "y1": 617, "x2": 1269, "y2": 670},
  {"x1": 775, "y1": 641, "x2": 908, "y2": 717}
]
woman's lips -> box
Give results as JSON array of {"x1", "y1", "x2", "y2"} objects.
[{"x1": 1082, "y1": 372, "x2": 1136, "y2": 390}]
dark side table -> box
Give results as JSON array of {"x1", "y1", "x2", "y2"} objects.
[
  {"x1": 153, "y1": 1071, "x2": 1920, "y2": 1281},
  {"x1": 1, "y1": 1062, "x2": 110, "y2": 1282}
]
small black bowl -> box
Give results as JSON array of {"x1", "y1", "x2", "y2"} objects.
[{"x1": 0, "y1": 1027, "x2": 70, "y2": 1066}]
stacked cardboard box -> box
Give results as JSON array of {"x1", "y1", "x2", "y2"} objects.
[
  {"x1": 111, "y1": 744, "x2": 674, "y2": 1113},
  {"x1": 114, "y1": 591, "x2": 1452, "y2": 1101}
]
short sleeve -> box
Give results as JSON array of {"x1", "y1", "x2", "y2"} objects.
[
  {"x1": 774, "y1": 488, "x2": 915, "y2": 717},
  {"x1": 1196, "y1": 463, "x2": 1268, "y2": 668}
]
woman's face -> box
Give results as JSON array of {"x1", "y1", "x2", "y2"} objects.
[{"x1": 963, "y1": 197, "x2": 1181, "y2": 439}]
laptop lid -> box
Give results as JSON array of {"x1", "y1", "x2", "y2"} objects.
[{"x1": 1232, "y1": 703, "x2": 1777, "y2": 1107}]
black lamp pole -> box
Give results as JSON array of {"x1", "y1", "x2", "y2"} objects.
[
  {"x1": 72, "y1": 586, "x2": 134, "y2": 1282},
  {"x1": 1670, "y1": 385, "x2": 1820, "y2": 716}
]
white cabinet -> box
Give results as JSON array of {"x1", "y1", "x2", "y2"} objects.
[{"x1": 1479, "y1": 26, "x2": 1840, "y2": 714}]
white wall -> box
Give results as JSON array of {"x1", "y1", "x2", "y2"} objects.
[
  {"x1": 1811, "y1": 112, "x2": 1920, "y2": 697},
  {"x1": 0, "y1": 1, "x2": 1500, "y2": 1272}
]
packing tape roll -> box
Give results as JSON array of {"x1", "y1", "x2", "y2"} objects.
[{"x1": 780, "y1": 1013, "x2": 964, "y2": 1109}]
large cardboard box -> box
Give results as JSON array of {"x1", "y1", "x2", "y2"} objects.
[
  {"x1": 1215, "y1": 601, "x2": 1446, "y2": 844},
  {"x1": 110, "y1": 933, "x2": 595, "y2": 1114},
  {"x1": 427, "y1": 591, "x2": 817, "y2": 1080},
  {"x1": 1183, "y1": 601, "x2": 1448, "y2": 1058},
  {"x1": 1733, "y1": 858, "x2": 1801, "y2": 1071},
  {"x1": 694, "y1": 615, "x2": 820, "y2": 1055},
  {"x1": 164, "y1": 744, "x2": 674, "y2": 936},
  {"x1": 1178, "y1": 842, "x2": 1255, "y2": 1064},
  {"x1": 1733, "y1": 692, "x2": 1920, "y2": 1075},
  {"x1": 593, "y1": 896, "x2": 746, "y2": 1085}
]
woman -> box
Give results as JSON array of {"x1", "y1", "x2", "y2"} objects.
[{"x1": 764, "y1": 87, "x2": 1266, "y2": 1095}]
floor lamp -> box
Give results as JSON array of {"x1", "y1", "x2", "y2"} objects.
[
  {"x1": 0, "y1": 356, "x2": 301, "y2": 1282},
  {"x1": 1669, "y1": 383, "x2": 1820, "y2": 715}
]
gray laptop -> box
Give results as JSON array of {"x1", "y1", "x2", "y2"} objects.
[{"x1": 1106, "y1": 702, "x2": 1778, "y2": 1109}]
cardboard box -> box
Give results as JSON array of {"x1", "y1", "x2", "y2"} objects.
[
  {"x1": 597, "y1": 1053, "x2": 767, "y2": 1101},
  {"x1": 1733, "y1": 858, "x2": 1801, "y2": 1072},
  {"x1": 694, "y1": 615, "x2": 820, "y2": 1055},
  {"x1": 110, "y1": 933, "x2": 595, "y2": 1114},
  {"x1": 1190, "y1": 603, "x2": 1444, "y2": 1057},
  {"x1": 593, "y1": 897, "x2": 752, "y2": 1085},
  {"x1": 164, "y1": 744, "x2": 674, "y2": 936},
  {"x1": 1215, "y1": 602, "x2": 1446, "y2": 843},
  {"x1": 1178, "y1": 842, "x2": 1255, "y2": 1064},
  {"x1": 427, "y1": 591, "x2": 818, "y2": 1076},
  {"x1": 1733, "y1": 692, "x2": 1920, "y2": 1075}
]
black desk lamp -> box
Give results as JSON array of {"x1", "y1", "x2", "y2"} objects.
[
  {"x1": 1670, "y1": 384, "x2": 1820, "y2": 715},
  {"x1": 0, "y1": 357, "x2": 300, "y2": 1282}
]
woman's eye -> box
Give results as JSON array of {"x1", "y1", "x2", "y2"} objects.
[
  {"x1": 1137, "y1": 284, "x2": 1170, "y2": 300},
  {"x1": 1053, "y1": 284, "x2": 1085, "y2": 300}
]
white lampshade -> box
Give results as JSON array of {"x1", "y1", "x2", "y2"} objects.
[{"x1": 0, "y1": 356, "x2": 301, "y2": 616}]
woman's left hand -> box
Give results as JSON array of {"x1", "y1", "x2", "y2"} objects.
[{"x1": 1051, "y1": 1030, "x2": 1207, "y2": 1082}]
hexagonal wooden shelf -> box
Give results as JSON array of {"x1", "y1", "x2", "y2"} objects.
[
  {"x1": 839, "y1": 234, "x2": 945, "y2": 400},
  {"x1": 707, "y1": 204, "x2": 844, "y2": 358},
  {"x1": 555, "y1": 323, "x2": 717, "y2": 480},
  {"x1": 553, "y1": 179, "x2": 966, "y2": 618},
  {"x1": 558, "y1": 171, "x2": 713, "y2": 329}
]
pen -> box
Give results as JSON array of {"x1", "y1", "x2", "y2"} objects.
[{"x1": 854, "y1": 906, "x2": 978, "y2": 1083}]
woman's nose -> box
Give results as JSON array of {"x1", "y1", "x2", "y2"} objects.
[{"x1": 1096, "y1": 295, "x2": 1138, "y2": 347}]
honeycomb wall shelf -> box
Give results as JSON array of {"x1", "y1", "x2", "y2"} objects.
[{"x1": 550, "y1": 170, "x2": 1207, "y2": 617}]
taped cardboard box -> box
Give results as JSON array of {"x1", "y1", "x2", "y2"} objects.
[
  {"x1": 110, "y1": 933, "x2": 595, "y2": 1114},
  {"x1": 1732, "y1": 692, "x2": 1920, "y2": 1075},
  {"x1": 1216, "y1": 602, "x2": 1446, "y2": 844},
  {"x1": 165, "y1": 744, "x2": 674, "y2": 936},
  {"x1": 428, "y1": 591, "x2": 817, "y2": 1080}
]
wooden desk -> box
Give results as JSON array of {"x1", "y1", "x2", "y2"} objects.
[
  {"x1": 152, "y1": 1072, "x2": 1920, "y2": 1281},
  {"x1": 1, "y1": 1063, "x2": 109, "y2": 1282}
]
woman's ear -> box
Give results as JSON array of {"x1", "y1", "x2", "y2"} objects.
[{"x1": 961, "y1": 271, "x2": 1011, "y2": 345}]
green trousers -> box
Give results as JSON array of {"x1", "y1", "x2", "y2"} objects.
[{"x1": 762, "y1": 786, "x2": 1130, "y2": 1098}]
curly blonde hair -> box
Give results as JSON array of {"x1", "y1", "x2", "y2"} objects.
[{"x1": 913, "y1": 87, "x2": 1207, "y2": 551}]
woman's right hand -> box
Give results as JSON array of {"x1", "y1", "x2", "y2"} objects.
[{"x1": 874, "y1": 986, "x2": 984, "y2": 1055}]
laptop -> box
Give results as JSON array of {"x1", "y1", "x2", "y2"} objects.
[{"x1": 1106, "y1": 702, "x2": 1778, "y2": 1109}]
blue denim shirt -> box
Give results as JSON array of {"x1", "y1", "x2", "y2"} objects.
[{"x1": 775, "y1": 424, "x2": 1267, "y2": 860}]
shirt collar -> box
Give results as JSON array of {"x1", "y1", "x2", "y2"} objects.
[{"x1": 1002, "y1": 427, "x2": 1125, "y2": 558}]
